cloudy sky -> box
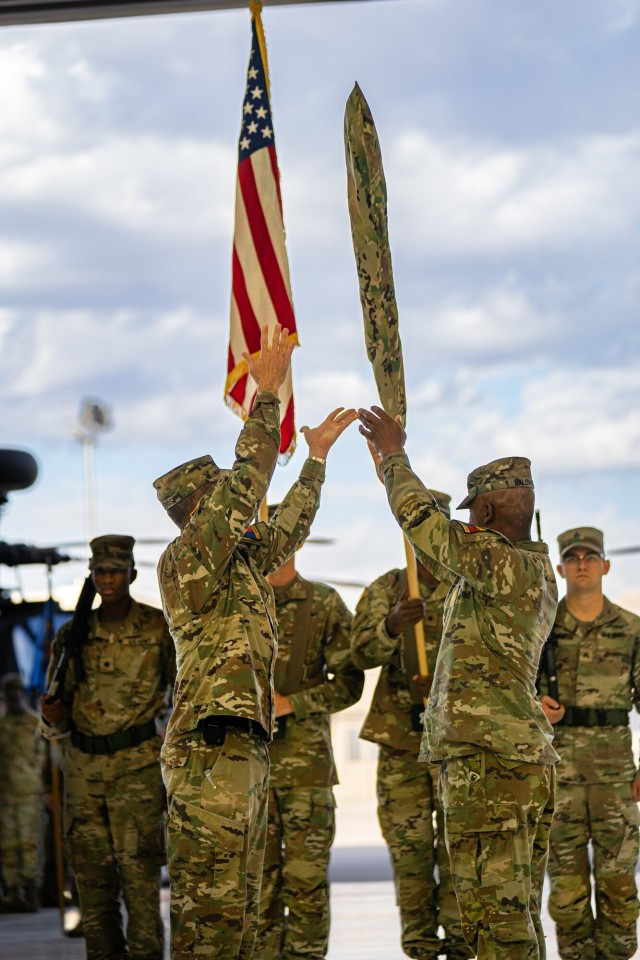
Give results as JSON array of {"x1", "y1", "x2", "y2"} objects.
[{"x1": 1, "y1": 0, "x2": 639, "y2": 611}]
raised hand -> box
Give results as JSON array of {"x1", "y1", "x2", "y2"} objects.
[
  {"x1": 242, "y1": 322, "x2": 296, "y2": 396},
  {"x1": 300, "y1": 407, "x2": 358, "y2": 459},
  {"x1": 358, "y1": 406, "x2": 406, "y2": 458}
]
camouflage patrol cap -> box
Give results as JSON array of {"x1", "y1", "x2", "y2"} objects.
[
  {"x1": 457, "y1": 457, "x2": 534, "y2": 509},
  {"x1": 89, "y1": 535, "x2": 135, "y2": 570},
  {"x1": 153, "y1": 455, "x2": 219, "y2": 511},
  {"x1": 428, "y1": 489, "x2": 451, "y2": 519},
  {"x1": 558, "y1": 526, "x2": 605, "y2": 558}
]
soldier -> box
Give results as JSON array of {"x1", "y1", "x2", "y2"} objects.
[
  {"x1": 350, "y1": 490, "x2": 468, "y2": 960},
  {"x1": 255, "y1": 546, "x2": 364, "y2": 960},
  {"x1": 39, "y1": 535, "x2": 175, "y2": 960},
  {"x1": 358, "y1": 405, "x2": 558, "y2": 960},
  {"x1": 539, "y1": 527, "x2": 640, "y2": 960},
  {"x1": 0, "y1": 674, "x2": 44, "y2": 912},
  {"x1": 153, "y1": 322, "x2": 357, "y2": 960}
]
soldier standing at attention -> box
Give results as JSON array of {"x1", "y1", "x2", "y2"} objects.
[
  {"x1": 0, "y1": 674, "x2": 44, "y2": 913},
  {"x1": 539, "y1": 527, "x2": 640, "y2": 960},
  {"x1": 350, "y1": 490, "x2": 468, "y2": 960},
  {"x1": 39, "y1": 534, "x2": 175, "y2": 960},
  {"x1": 153, "y1": 322, "x2": 357, "y2": 960},
  {"x1": 255, "y1": 547, "x2": 364, "y2": 960},
  {"x1": 357, "y1": 405, "x2": 558, "y2": 960}
]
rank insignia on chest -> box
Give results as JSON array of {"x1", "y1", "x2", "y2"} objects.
[{"x1": 99, "y1": 657, "x2": 115, "y2": 673}]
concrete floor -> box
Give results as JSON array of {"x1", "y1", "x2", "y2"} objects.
[
  {"x1": 0, "y1": 878, "x2": 554, "y2": 960},
  {"x1": 1, "y1": 876, "x2": 638, "y2": 960}
]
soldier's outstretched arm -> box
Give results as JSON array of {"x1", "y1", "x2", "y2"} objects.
[
  {"x1": 260, "y1": 407, "x2": 358, "y2": 574},
  {"x1": 173, "y1": 324, "x2": 295, "y2": 589},
  {"x1": 359, "y1": 405, "x2": 543, "y2": 600}
]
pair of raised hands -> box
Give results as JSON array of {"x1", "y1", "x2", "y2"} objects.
[{"x1": 246, "y1": 322, "x2": 406, "y2": 464}]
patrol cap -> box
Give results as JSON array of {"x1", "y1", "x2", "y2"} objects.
[
  {"x1": 457, "y1": 457, "x2": 534, "y2": 510},
  {"x1": 428, "y1": 489, "x2": 451, "y2": 519},
  {"x1": 558, "y1": 526, "x2": 605, "y2": 559},
  {"x1": 89, "y1": 535, "x2": 135, "y2": 570},
  {"x1": 153, "y1": 455, "x2": 219, "y2": 511}
]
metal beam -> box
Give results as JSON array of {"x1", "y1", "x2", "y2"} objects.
[{"x1": 0, "y1": 0, "x2": 364, "y2": 28}]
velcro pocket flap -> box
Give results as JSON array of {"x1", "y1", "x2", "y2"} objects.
[{"x1": 446, "y1": 801, "x2": 519, "y2": 834}]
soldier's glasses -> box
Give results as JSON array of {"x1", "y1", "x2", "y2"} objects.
[{"x1": 562, "y1": 552, "x2": 604, "y2": 566}]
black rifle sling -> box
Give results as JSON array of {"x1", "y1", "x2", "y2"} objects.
[{"x1": 398, "y1": 569, "x2": 428, "y2": 707}]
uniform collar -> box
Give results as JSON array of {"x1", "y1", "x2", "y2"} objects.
[
  {"x1": 557, "y1": 595, "x2": 619, "y2": 630},
  {"x1": 513, "y1": 539, "x2": 550, "y2": 555},
  {"x1": 92, "y1": 598, "x2": 140, "y2": 637},
  {"x1": 270, "y1": 572, "x2": 308, "y2": 601}
]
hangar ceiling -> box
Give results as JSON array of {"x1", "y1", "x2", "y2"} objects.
[{"x1": 0, "y1": 0, "x2": 367, "y2": 28}]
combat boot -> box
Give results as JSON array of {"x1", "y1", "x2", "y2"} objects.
[
  {"x1": 0, "y1": 886, "x2": 22, "y2": 912},
  {"x1": 20, "y1": 880, "x2": 39, "y2": 912}
]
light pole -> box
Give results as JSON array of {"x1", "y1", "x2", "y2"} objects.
[{"x1": 75, "y1": 398, "x2": 113, "y2": 542}]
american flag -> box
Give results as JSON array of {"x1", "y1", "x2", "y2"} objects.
[{"x1": 225, "y1": 4, "x2": 298, "y2": 462}]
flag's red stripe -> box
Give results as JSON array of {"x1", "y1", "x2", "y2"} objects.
[
  {"x1": 231, "y1": 246, "x2": 262, "y2": 356},
  {"x1": 279, "y1": 397, "x2": 295, "y2": 455},
  {"x1": 238, "y1": 153, "x2": 296, "y2": 332},
  {"x1": 268, "y1": 147, "x2": 283, "y2": 217},
  {"x1": 231, "y1": 377, "x2": 247, "y2": 405}
]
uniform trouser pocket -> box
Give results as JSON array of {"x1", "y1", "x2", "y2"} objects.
[
  {"x1": 441, "y1": 753, "x2": 550, "y2": 960},
  {"x1": 164, "y1": 728, "x2": 269, "y2": 960}
]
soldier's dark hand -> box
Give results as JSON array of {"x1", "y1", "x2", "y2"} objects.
[
  {"x1": 540, "y1": 695, "x2": 565, "y2": 725},
  {"x1": 386, "y1": 594, "x2": 426, "y2": 636},
  {"x1": 243, "y1": 322, "x2": 295, "y2": 395},
  {"x1": 412, "y1": 674, "x2": 433, "y2": 699},
  {"x1": 39, "y1": 694, "x2": 68, "y2": 725},
  {"x1": 300, "y1": 407, "x2": 358, "y2": 459},
  {"x1": 357, "y1": 406, "x2": 406, "y2": 458}
]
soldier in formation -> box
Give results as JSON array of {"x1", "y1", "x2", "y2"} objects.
[
  {"x1": 40, "y1": 534, "x2": 175, "y2": 960},
  {"x1": 358, "y1": 404, "x2": 558, "y2": 960},
  {"x1": 255, "y1": 545, "x2": 363, "y2": 959},
  {"x1": 350, "y1": 490, "x2": 468, "y2": 960},
  {"x1": 153, "y1": 322, "x2": 357, "y2": 960},
  {"x1": 0, "y1": 673, "x2": 44, "y2": 913},
  {"x1": 539, "y1": 526, "x2": 640, "y2": 960}
]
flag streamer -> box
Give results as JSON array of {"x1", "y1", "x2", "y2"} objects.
[{"x1": 225, "y1": 1, "x2": 298, "y2": 462}]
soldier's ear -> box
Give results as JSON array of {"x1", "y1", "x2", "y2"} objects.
[
  {"x1": 556, "y1": 564, "x2": 566, "y2": 580},
  {"x1": 129, "y1": 568, "x2": 138, "y2": 585},
  {"x1": 602, "y1": 559, "x2": 611, "y2": 577}
]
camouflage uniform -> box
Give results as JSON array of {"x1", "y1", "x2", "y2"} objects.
[
  {"x1": 0, "y1": 677, "x2": 44, "y2": 911},
  {"x1": 380, "y1": 454, "x2": 558, "y2": 960},
  {"x1": 42, "y1": 537, "x2": 174, "y2": 960},
  {"x1": 155, "y1": 391, "x2": 326, "y2": 960},
  {"x1": 350, "y1": 491, "x2": 467, "y2": 960},
  {"x1": 255, "y1": 573, "x2": 363, "y2": 959},
  {"x1": 538, "y1": 527, "x2": 640, "y2": 960}
]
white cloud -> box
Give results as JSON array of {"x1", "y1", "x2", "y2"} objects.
[
  {"x1": 406, "y1": 276, "x2": 560, "y2": 359},
  {"x1": 0, "y1": 136, "x2": 236, "y2": 240},
  {"x1": 388, "y1": 130, "x2": 640, "y2": 257},
  {"x1": 0, "y1": 43, "x2": 60, "y2": 159}
]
